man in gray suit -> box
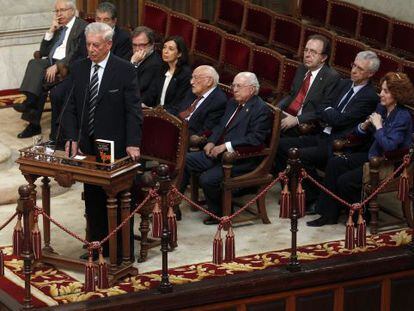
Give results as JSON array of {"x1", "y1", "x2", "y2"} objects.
[
  {"x1": 14, "y1": 0, "x2": 87, "y2": 138},
  {"x1": 278, "y1": 34, "x2": 340, "y2": 137}
]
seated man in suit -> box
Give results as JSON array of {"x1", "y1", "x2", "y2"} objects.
[
  {"x1": 130, "y1": 26, "x2": 162, "y2": 100},
  {"x1": 183, "y1": 72, "x2": 271, "y2": 225},
  {"x1": 278, "y1": 35, "x2": 340, "y2": 137},
  {"x1": 14, "y1": 0, "x2": 87, "y2": 138},
  {"x1": 178, "y1": 65, "x2": 227, "y2": 136},
  {"x1": 276, "y1": 51, "x2": 380, "y2": 208}
]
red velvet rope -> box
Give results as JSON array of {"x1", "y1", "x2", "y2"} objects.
[
  {"x1": 0, "y1": 211, "x2": 18, "y2": 232},
  {"x1": 303, "y1": 154, "x2": 411, "y2": 211}
]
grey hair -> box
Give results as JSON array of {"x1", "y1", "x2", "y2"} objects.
[
  {"x1": 56, "y1": 0, "x2": 76, "y2": 9},
  {"x1": 85, "y1": 22, "x2": 114, "y2": 41},
  {"x1": 96, "y1": 1, "x2": 117, "y2": 19},
  {"x1": 356, "y1": 50, "x2": 380, "y2": 73},
  {"x1": 197, "y1": 65, "x2": 219, "y2": 86},
  {"x1": 236, "y1": 72, "x2": 260, "y2": 95}
]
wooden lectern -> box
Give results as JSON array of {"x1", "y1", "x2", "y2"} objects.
[{"x1": 16, "y1": 144, "x2": 141, "y2": 284}]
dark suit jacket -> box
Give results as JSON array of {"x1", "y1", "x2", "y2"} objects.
[
  {"x1": 178, "y1": 87, "x2": 227, "y2": 136},
  {"x1": 278, "y1": 63, "x2": 340, "y2": 123},
  {"x1": 40, "y1": 17, "x2": 88, "y2": 66},
  {"x1": 322, "y1": 79, "x2": 379, "y2": 139},
  {"x1": 111, "y1": 26, "x2": 132, "y2": 60},
  {"x1": 63, "y1": 53, "x2": 142, "y2": 158},
  {"x1": 209, "y1": 95, "x2": 271, "y2": 148},
  {"x1": 143, "y1": 64, "x2": 192, "y2": 115},
  {"x1": 134, "y1": 51, "x2": 162, "y2": 98}
]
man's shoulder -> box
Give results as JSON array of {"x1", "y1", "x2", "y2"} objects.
[
  {"x1": 320, "y1": 64, "x2": 340, "y2": 79},
  {"x1": 114, "y1": 26, "x2": 131, "y2": 42},
  {"x1": 74, "y1": 17, "x2": 88, "y2": 29}
]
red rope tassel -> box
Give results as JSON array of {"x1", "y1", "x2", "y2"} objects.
[
  {"x1": 279, "y1": 183, "x2": 291, "y2": 218},
  {"x1": 0, "y1": 249, "x2": 4, "y2": 276},
  {"x1": 345, "y1": 210, "x2": 355, "y2": 250},
  {"x1": 397, "y1": 167, "x2": 409, "y2": 201},
  {"x1": 296, "y1": 180, "x2": 306, "y2": 218},
  {"x1": 12, "y1": 215, "x2": 23, "y2": 257},
  {"x1": 152, "y1": 198, "x2": 162, "y2": 238},
  {"x1": 84, "y1": 251, "x2": 96, "y2": 293},
  {"x1": 224, "y1": 226, "x2": 235, "y2": 262},
  {"x1": 97, "y1": 249, "x2": 109, "y2": 289},
  {"x1": 31, "y1": 216, "x2": 42, "y2": 260},
  {"x1": 356, "y1": 209, "x2": 367, "y2": 248},
  {"x1": 167, "y1": 204, "x2": 178, "y2": 248},
  {"x1": 212, "y1": 227, "x2": 223, "y2": 265}
]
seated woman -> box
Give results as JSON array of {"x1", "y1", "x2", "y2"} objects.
[
  {"x1": 142, "y1": 35, "x2": 191, "y2": 115},
  {"x1": 307, "y1": 72, "x2": 414, "y2": 227}
]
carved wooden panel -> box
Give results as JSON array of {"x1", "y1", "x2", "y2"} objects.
[
  {"x1": 296, "y1": 291, "x2": 334, "y2": 311},
  {"x1": 391, "y1": 276, "x2": 414, "y2": 311},
  {"x1": 246, "y1": 299, "x2": 285, "y2": 311},
  {"x1": 344, "y1": 283, "x2": 381, "y2": 311}
]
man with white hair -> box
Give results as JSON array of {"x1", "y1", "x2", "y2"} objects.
[
  {"x1": 183, "y1": 72, "x2": 271, "y2": 224},
  {"x1": 15, "y1": 0, "x2": 87, "y2": 138},
  {"x1": 178, "y1": 65, "x2": 227, "y2": 136},
  {"x1": 63, "y1": 22, "x2": 142, "y2": 258}
]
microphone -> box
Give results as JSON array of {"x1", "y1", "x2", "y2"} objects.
[
  {"x1": 53, "y1": 82, "x2": 75, "y2": 153},
  {"x1": 76, "y1": 79, "x2": 90, "y2": 146}
]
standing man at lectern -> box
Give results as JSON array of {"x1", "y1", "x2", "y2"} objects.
[{"x1": 63, "y1": 22, "x2": 142, "y2": 259}]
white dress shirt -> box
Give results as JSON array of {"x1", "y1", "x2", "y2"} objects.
[{"x1": 44, "y1": 16, "x2": 76, "y2": 60}]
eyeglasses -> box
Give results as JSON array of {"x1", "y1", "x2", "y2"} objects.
[
  {"x1": 350, "y1": 62, "x2": 366, "y2": 72},
  {"x1": 303, "y1": 48, "x2": 323, "y2": 56},
  {"x1": 231, "y1": 83, "x2": 253, "y2": 90},
  {"x1": 132, "y1": 42, "x2": 150, "y2": 48},
  {"x1": 53, "y1": 8, "x2": 73, "y2": 14}
]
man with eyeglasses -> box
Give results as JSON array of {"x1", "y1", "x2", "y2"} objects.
[
  {"x1": 14, "y1": 0, "x2": 87, "y2": 139},
  {"x1": 182, "y1": 72, "x2": 271, "y2": 224},
  {"x1": 278, "y1": 35, "x2": 340, "y2": 137},
  {"x1": 130, "y1": 26, "x2": 162, "y2": 100},
  {"x1": 276, "y1": 51, "x2": 380, "y2": 215}
]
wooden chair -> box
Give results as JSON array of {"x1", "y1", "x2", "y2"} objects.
[
  {"x1": 331, "y1": 35, "x2": 367, "y2": 76},
  {"x1": 388, "y1": 19, "x2": 414, "y2": 60},
  {"x1": 142, "y1": 1, "x2": 170, "y2": 38},
  {"x1": 270, "y1": 13, "x2": 302, "y2": 59},
  {"x1": 369, "y1": 48, "x2": 403, "y2": 86},
  {"x1": 402, "y1": 60, "x2": 414, "y2": 85},
  {"x1": 326, "y1": 0, "x2": 361, "y2": 38},
  {"x1": 241, "y1": 2, "x2": 275, "y2": 45},
  {"x1": 166, "y1": 11, "x2": 197, "y2": 52},
  {"x1": 192, "y1": 22, "x2": 225, "y2": 68},
  {"x1": 135, "y1": 106, "x2": 188, "y2": 262},
  {"x1": 296, "y1": 0, "x2": 328, "y2": 26},
  {"x1": 214, "y1": 0, "x2": 247, "y2": 34},
  {"x1": 278, "y1": 57, "x2": 301, "y2": 99},
  {"x1": 299, "y1": 24, "x2": 335, "y2": 57},
  {"x1": 357, "y1": 8, "x2": 391, "y2": 49}
]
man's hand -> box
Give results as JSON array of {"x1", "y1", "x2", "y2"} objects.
[
  {"x1": 203, "y1": 142, "x2": 215, "y2": 157},
  {"x1": 281, "y1": 114, "x2": 298, "y2": 131},
  {"x1": 127, "y1": 146, "x2": 140, "y2": 161},
  {"x1": 49, "y1": 15, "x2": 60, "y2": 33},
  {"x1": 210, "y1": 144, "x2": 227, "y2": 158},
  {"x1": 65, "y1": 140, "x2": 78, "y2": 158},
  {"x1": 131, "y1": 50, "x2": 146, "y2": 64},
  {"x1": 45, "y1": 64, "x2": 58, "y2": 83}
]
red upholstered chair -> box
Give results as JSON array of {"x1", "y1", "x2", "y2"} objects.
[
  {"x1": 402, "y1": 60, "x2": 414, "y2": 84},
  {"x1": 166, "y1": 11, "x2": 197, "y2": 52},
  {"x1": 331, "y1": 35, "x2": 367, "y2": 76},
  {"x1": 297, "y1": 0, "x2": 328, "y2": 26},
  {"x1": 142, "y1": 1, "x2": 170, "y2": 38},
  {"x1": 241, "y1": 3, "x2": 275, "y2": 45},
  {"x1": 250, "y1": 46, "x2": 284, "y2": 102},
  {"x1": 219, "y1": 33, "x2": 254, "y2": 85},
  {"x1": 214, "y1": 0, "x2": 247, "y2": 34},
  {"x1": 136, "y1": 106, "x2": 188, "y2": 262},
  {"x1": 278, "y1": 57, "x2": 301, "y2": 98},
  {"x1": 388, "y1": 19, "x2": 414, "y2": 60},
  {"x1": 299, "y1": 24, "x2": 335, "y2": 56},
  {"x1": 192, "y1": 22, "x2": 225, "y2": 68},
  {"x1": 357, "y1": 9, "x2": 391, "y2": 49},
  {"x1": 326, "y1": 0, "x2": 361, "y2": 38},
  {"x1": 370, "y1": 48, "x2": 403, "y2": 86},
  {"x1": 270, "y1": 13, "x2": 302, "y2": 58}
]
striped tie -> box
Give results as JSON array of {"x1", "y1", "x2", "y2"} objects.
[{"x1": 88, "y1": 64, "x2": 100, "y2": 137}]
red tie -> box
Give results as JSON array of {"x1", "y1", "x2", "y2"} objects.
[
  {"x1": 285, "y1": 71, "x2": 311, "y2": 116},
  {"x1": 178, "y1": 96, "x2": 203, "y2": 120}
]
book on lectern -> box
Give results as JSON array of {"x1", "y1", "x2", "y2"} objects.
[{"x1": 95, "y1": 139, "x2": 115, "y2": 164}]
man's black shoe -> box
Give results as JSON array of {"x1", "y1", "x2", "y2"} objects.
[
  {"x1": 79, "y1": 252, "x2": 98, "y2": 261},
  {"x1": 203, "y1": 216, "x2": 220, "y2": 225},
  {"x1": 17, "y1": 124, "x2": 41, "y2": 139},
  {"x1": 13, "y1": 102, "x2": 28, "y2": 113},
  {"x1": 306, "y1": 216, "x2": 337, "y2": 227}
]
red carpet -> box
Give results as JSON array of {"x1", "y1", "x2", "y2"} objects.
[{"x1": 0, "y1": 229, "x2": 411, "y2": 307}]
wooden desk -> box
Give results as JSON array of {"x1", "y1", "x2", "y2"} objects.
[{"x1": 16, "y1": 146, "x2": 140, "y2": 284}]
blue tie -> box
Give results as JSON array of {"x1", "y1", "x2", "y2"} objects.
[{"x1": 48, "y1": 26, "x2": 67, "y2": 63}]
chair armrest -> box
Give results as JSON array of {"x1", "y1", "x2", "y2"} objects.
[
  {"x1": 222, "y1": 146, "x2": 268, "y2": 164},
  {"x1": 298, "y1": 122, "x2": 318, "y2": 135},
  {"x1": 33, "y1": 50, "x2": 41, "y2": 59},
  {"x1": 189, "y1": 134, "x2": 207, "y2": 151}
]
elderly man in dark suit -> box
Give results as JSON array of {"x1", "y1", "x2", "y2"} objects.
[
  {"x1": 183, "y1": 72, "x2": 271, "y2": 224},
  {"x1": 130, "y1": 26, "x2": 162, "y2": 98},
  {"x1": 278, "y1": 34, "x2": 340, "y2": 136},
  {"x1": 14, "y1": 0, "x2": 87, "y2": 138},
  {"x1": 178, "y1": 65, "x2": 227, "y2": 136},
  {"x1": 63, "y1": 22, "x2": 142, "y2": 258},
  {"x1": 276, "y1": 51, "x2": 380, "y2": 209}
]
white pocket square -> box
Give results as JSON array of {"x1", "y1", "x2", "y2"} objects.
[{"x1": 108, "y1": 89, "x2": 119, "y2": 93}]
